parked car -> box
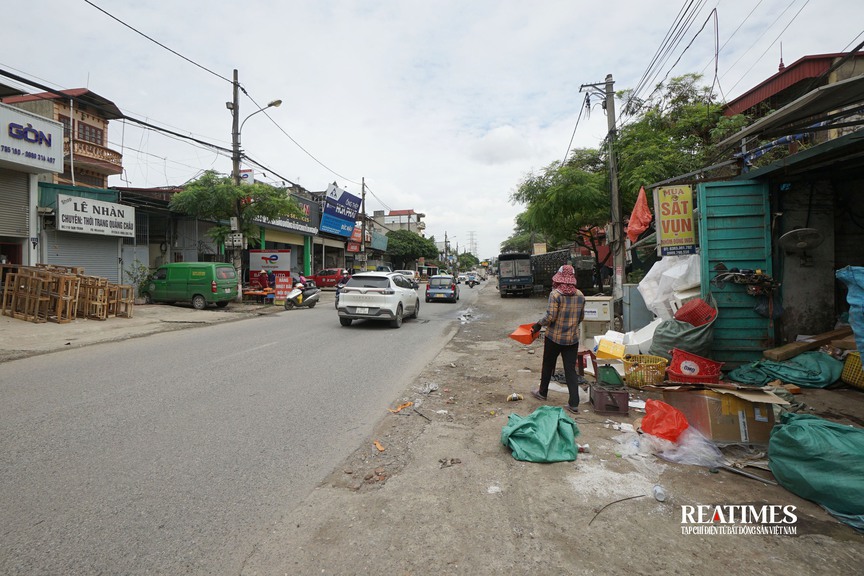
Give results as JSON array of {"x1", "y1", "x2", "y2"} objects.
[
  {"x1": 310, "y1": 268, "x2": 349, "y2": 288},
  {"x1": 426, "y1": 275, "x2": 459, "y2": 303},
  {"x1": 143, "y1": 262, "x2": 237, "y2": 309},
  {"x1": 336, "y1": 271, "x2": 420, "y2": 328}
]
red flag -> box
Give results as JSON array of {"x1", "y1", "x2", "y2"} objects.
[{"x1": 627, "y1": 186, "x2": 653, "y2": 243}]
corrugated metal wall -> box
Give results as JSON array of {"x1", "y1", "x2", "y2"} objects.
[
  {"x1": 45, "y1": 230, "x2": 121, "y2": 282},
  {"x1": 0, "y1": 168, "x2": 29, "y2": 237},
  {"x1": 697, "y1": 180, "x2": 773, "y2": 366}
]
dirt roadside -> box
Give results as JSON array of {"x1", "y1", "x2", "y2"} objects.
[{"x1": 240, "y1": 282, "x2": 864, "y2": 575}]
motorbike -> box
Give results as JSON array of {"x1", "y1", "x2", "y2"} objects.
[
  {"x1": 335, "y1": 280, "x2": 346, "y2": 309},
  {"x1": 467, "y1": 278, "x2": 479, "y2": 288},
  {"x1": 284, "y1": 281, "x2": 321, "y2": 310}
]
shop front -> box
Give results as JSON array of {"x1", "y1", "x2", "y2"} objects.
[
  {"x1": 40, "y1": 189, "x2": 135, "y2": 282},
  {"x1": 0, "y1": 102, "x2": 63, "y2": 268}
]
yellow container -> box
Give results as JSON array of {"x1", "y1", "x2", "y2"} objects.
[
  {"x1": 623, "y1": 354, "x2": 669, "y2": 388},
  {"x1": 596, "y1": 339, "x2": 626, "y2": 359},
  {"x1": 841, "y1": 352, "x2": 863, "y2": 390}
]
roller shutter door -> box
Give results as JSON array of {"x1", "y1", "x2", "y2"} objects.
[
  {"x1": 0, "y1": 168, "x2": 29, "y2": 237},
  {"x1": 45, "y1": 230, "x2": 121, "y2": 282}
]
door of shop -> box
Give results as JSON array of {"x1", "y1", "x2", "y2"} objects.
[{"x1": 697, "y1": 180, "x2": 773, "y2": 367}]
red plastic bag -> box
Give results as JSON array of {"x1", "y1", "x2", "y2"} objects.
[
  {"x1": 627, "y1": 186, "x2": 653, "y2": 243},
  {"x1": 641, "y1": 399, "x2": 689, "y2": 442}
]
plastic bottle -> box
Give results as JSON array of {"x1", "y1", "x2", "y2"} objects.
[
  {"x1": 652, "y1": 485, "x2": 667, "y2": 502},
  {"x1": 507, "y1": 393, "x2": 523, "y2": 401}
]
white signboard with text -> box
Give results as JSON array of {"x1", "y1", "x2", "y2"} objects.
[
  {"x1": 57, "y1": 194, "x2": 136, "y2": 237},
  {"x1": 0, "y1": 102, "x2": 63, "y2": 173}
]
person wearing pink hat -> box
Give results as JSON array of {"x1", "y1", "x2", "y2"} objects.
[{"x1": 529, "y1": 264, "x2": 586, "y2": 413}]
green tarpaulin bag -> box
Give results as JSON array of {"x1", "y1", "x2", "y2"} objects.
[
  {"x1": 501, "y1": 405, "x2": 579, "y2": 463},
  {"x1": 769, "y1": 412, "x2": 864, "y2": 530},
  {"x1": 727, "y1": 351, "x2": 843, "y2": 388}
]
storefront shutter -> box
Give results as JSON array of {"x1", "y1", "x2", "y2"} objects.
[
  {"x1": 0, "y1": 168, "x2": 29, "y2": 237},
  {"x1": 45, "y1": 230, "x2": 121, "y2": 282}
]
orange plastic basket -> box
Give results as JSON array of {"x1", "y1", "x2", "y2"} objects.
[{"x1": 510, "y1": 323, "x2": 540, "y2": 345}]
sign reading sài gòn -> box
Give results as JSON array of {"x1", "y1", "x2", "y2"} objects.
[
  {"x1": 654, "y1": 185, "x2": 696, "y2": 256},
  {"x1": 56, "y1": 194, "x2": 135, "y2": 237}
]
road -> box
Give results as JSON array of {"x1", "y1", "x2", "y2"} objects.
[{"x1": 0, "y1": 284, "x2": 481, "y2": 575}]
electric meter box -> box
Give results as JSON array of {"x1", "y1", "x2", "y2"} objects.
[{"x1": 583, "y1": 296, "x2": 614, "y2": 322}]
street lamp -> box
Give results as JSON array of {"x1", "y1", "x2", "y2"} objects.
[
  {"x1": 225, "y1": 68, "x2": 282, "y2": 297},
  {"x1": 227, "y1": 91, "x2": 282, "y2": 184}
]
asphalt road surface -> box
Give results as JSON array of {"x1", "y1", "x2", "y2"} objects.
[{"x1": 0, "y1": 285, "x2": 479, "y2": 574}]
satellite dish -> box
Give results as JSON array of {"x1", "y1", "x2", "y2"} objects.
[{"x1": 777, "y1": 228, "x2": 824, "y2": 253}]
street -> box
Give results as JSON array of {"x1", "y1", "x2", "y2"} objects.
[{"x1": 0, "y1": 286, "x2": 478, "y2": 575}]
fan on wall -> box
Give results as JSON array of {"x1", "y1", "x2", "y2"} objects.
[{"x1": 777, "y1": 227, "x2": 824, "y2": 266}]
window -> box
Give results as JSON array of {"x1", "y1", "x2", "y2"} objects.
[
  {"x1": 347, "y1": 276, "x2": 389, "y2": 289},
  {"x1": 59, "y1": 115, "x2": 71, "y2": 138},
  {"x1": 154, "y1": 268, "x2": 167, "y2": 280},
  {"x1": 77, "y1": 122, "x2": 104, "y2": 145}
]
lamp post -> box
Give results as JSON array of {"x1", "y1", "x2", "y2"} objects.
[{"x1": 225, "y1": 68, "x2": 281, "y2": 295}]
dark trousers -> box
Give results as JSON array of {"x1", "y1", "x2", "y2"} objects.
[{"x1": 539, "y1": 337, "x2": 581, "y2": 408}]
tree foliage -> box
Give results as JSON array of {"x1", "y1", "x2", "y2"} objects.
[
  {"x1": 457, "y1": 252, "x2": 480, "y2": 271},
  {"x1": 385, "y1": 229, "x2": 439, "y2": 269},
  {"x1": 169, "y1": 170, "x2": 302, "y2": 245},
  {"x1": 504, "y1": 73, "x2": 735, "y2": 260}
]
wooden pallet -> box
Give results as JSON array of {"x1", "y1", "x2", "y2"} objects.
[{"x1": 114, "y1": 284, "x2": 134, "y2": 318}]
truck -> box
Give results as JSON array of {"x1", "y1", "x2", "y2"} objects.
[
  {"x1": 497, "y1": 252, "x2": 533, "y2": 297},
  {"x1": 530, "y1": 249, "x2": 572, "y2": 292}
]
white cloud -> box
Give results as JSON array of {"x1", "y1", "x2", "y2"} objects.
[{"x1": 5, "y1": 0, "x2": 862, "y2": 256}]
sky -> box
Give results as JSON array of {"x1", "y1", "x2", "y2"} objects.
[{"x1": 4, "y1": 1, "x2": 863, "y2": 259}]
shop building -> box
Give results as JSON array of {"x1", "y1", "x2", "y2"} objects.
[
  {"x1": 2, "y1": 88, "x2": 129, "y2": 281},
  {"x1": 0, "y1": 100, "x2": 64, "y2": 267}
]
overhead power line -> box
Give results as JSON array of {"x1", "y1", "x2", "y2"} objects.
[{"x1": 83, "y1": 0, "x2": 232, "y2": 84}]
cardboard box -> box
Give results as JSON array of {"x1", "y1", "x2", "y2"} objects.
[{"x1": 661, "y1": 388, "x2": 788, "y2": 445}]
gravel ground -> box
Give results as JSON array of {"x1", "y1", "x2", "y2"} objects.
[{"x1": 237, "y1": 282, "x2": 864, "y2": 575}]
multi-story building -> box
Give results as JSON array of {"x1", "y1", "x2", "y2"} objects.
[
  {"x1": 3, "y1": 88, "x2": 124, "y2": 188},
  {"x1": 372, "y1": 209, "x2": 426, "y2": 236},
  {"x1": 2, "y1": 88, "x2": 133, "y2": 280}
]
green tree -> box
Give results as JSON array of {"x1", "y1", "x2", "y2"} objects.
[
  {"x1": 169, "y1": 170, "x2": 302, "y2": 288},
  {"x1": 508, "y1": 74, "x2": 737, "y2": 271},
  {"x1": 385, "y1": 229, "x2": 438, "y2": 269},
  {"x1": 457, "y1": 252, "x2": 479, "y2": 271}
]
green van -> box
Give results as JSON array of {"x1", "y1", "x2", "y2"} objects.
[{"x1": 143, "y1": 262, "x2": 238, "y2": 309}]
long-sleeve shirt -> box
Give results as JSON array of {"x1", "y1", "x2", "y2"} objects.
[{"x1": 538, "y1": 289, "x2": 585, "y2": 346}]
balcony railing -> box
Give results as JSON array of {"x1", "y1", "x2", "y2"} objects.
[{"x1": 64, "y1": 140, "x2": 123, "y2": 175}]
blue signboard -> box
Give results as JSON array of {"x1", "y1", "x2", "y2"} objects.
[{"x1": 319, "y1": 183, "x2": 360, "y2": 237}]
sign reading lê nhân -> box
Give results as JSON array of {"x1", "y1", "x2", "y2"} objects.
[{"x1": 57, "y1": 193, "x2": 136, "y2": 237}]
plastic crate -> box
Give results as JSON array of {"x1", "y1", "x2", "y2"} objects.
[
  {"x1": 670, "y1": 348, "x2": 723, "y2": 376},
  {"x1": 590, "y1": 384, "x2": 629, "y2": 416},
  {"x1": 841, "y1": 352, "x2": 863, "y2": 390},
  {"x1": 673, "y1": 297, "x2": 717, "y2": 327},
  {"x1": 666, "y1": 367, "x2": 721, "y2": 384},
  {"x1": 622, "y1": 354, "x2": 668, "y2": 388}
]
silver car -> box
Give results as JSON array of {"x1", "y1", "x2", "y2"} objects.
[{"x1": 336, "y1": 272, "x2": 420, "y2": 328}]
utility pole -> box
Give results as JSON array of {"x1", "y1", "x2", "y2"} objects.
[
  {"x1": 231, "y1": 69, "x2": 241, "y2": 185},
  {"x1": 444, "y1": 231, "x2": 449, "y2": 274},
  {"x1": 360, "y1": 177, "x2": 366, "y2": 272},
  {"x1": 230, "y1": 69, "x2": 242, "y2": 299},
  {"x1": 580, "y1": 74, "x2": 624, "y2": 301},
  {"x1": 605, "y1": 74, "x2": 625, "y2": 301}
]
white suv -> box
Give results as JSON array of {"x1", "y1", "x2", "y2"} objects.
[{"x1": 336, "y1": 272, "x2": 420, "y2": 328}]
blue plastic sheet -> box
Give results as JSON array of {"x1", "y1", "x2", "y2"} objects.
[{"x1": 836, "y1": 266, "x2": 864, "y2": 353}]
